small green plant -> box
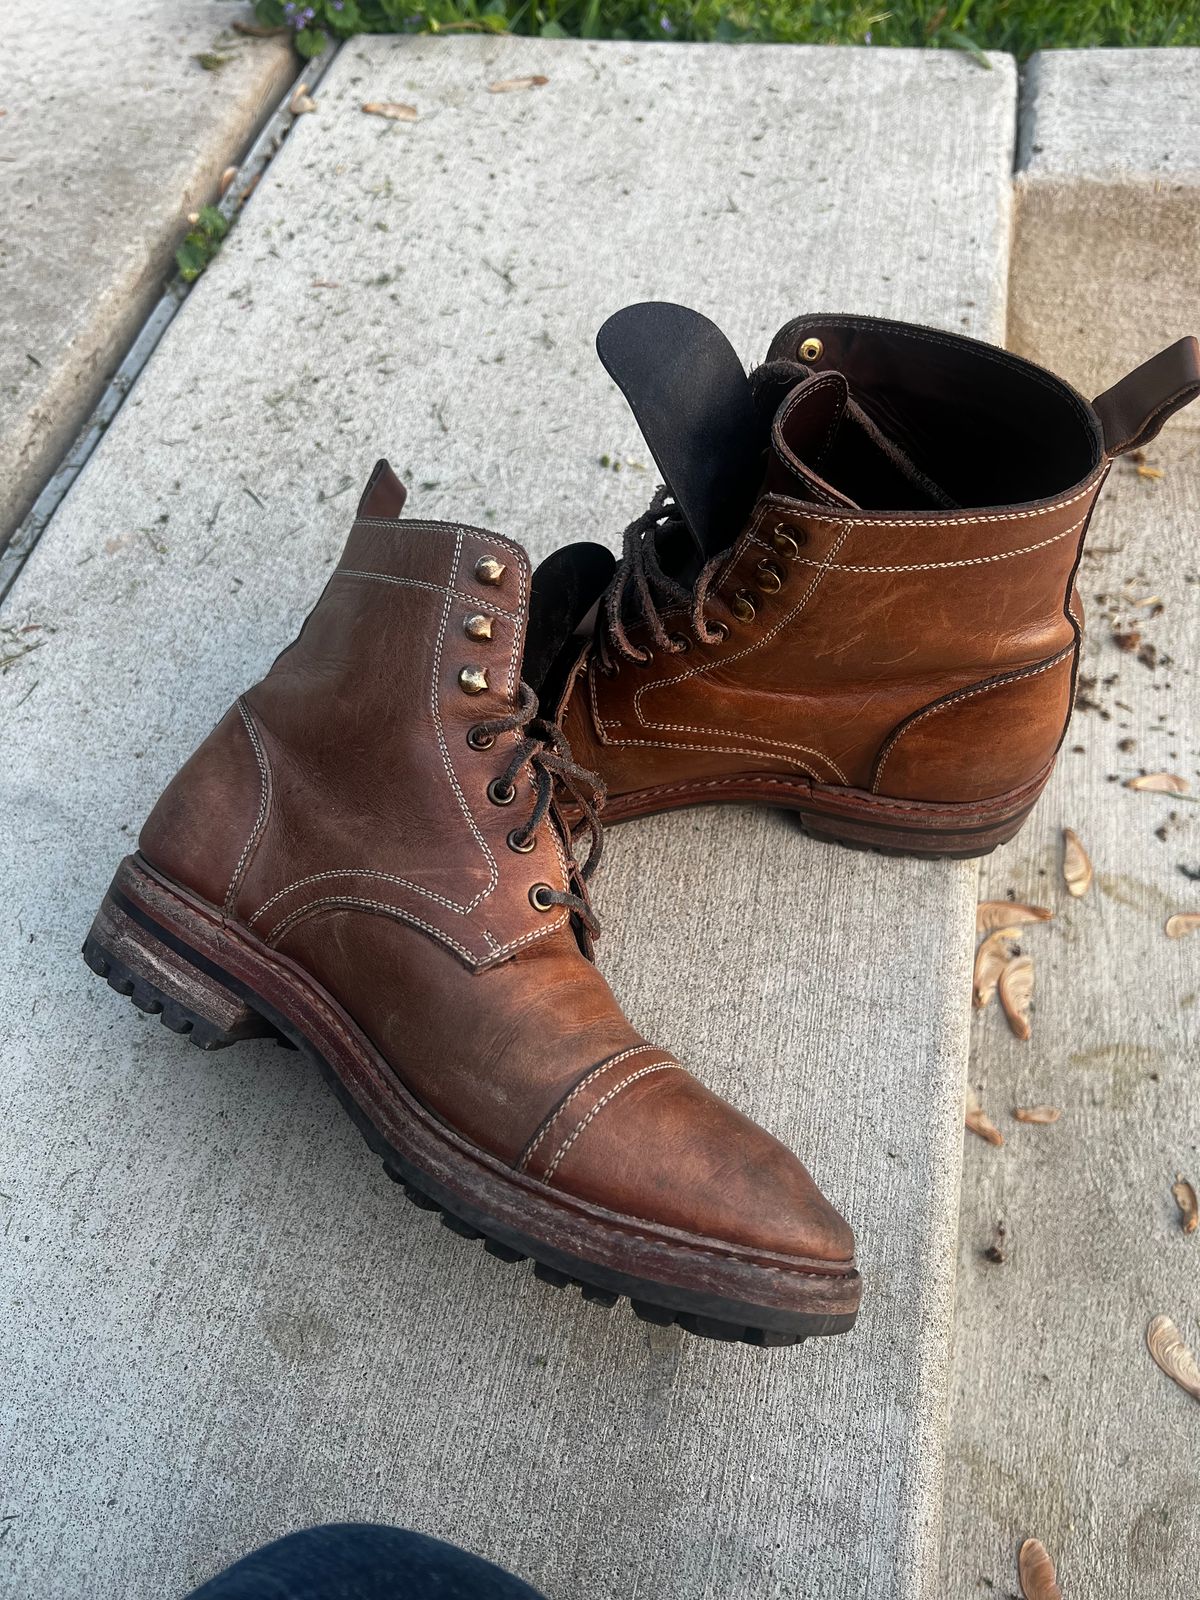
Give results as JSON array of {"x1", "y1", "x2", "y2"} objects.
[
  {"x1": 176, "y1": 206, "x2": 231, "y2": 284},
  {"x1": 254, "y1": 0, "x2": 1200, "y2": 59}
]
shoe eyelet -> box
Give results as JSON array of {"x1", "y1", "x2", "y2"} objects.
[
  {"x1": 507, "y1": 829, "x2": 536, "y2": 854},
  {"x1": 668, "y1": 633, "x2": 691, "y2": 653},
  {"x1": 487, "y1": 777, "x2": 516, "y2": 806},
  {"x1": 772, "y1": 525, "x2": 801, "y2": 557},
  {"x1": 529, "y1": 883, "x2": 556, "y2": 912},
  {"x1": 730, "y1": 590, "x2": 757, "y2": 624},
  {"x1": 467, "y1": 727, "x2": 495, "y2": 751},
  {"x1": 701, "y1": 621, "x2": 729, "y2": 645},
  {"x1": 634, "y1": 650, "x2": 654, "y2": 669},
  {"x1": 756, "y1": 560, "x2": 784, "y2": 593},
  {"x1": 799, "y1": 337, "x2": 824, "y2": 363}
]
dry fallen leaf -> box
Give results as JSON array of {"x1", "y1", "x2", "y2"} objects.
[
  {"x1": 289, "y1": 84, "x2": 317, "y2": 116},
  {"x1": 488, "y1": 74, "x2": 550, "y2": 92},
  {"x1": 1136, "y1": 463, "x2": 1165, "y2": 480},
  {"x1": 1018, "y1": 1538, "x2": 1062, "y2": 1600},
  {"x1": 1146, "y1": 1314, "x2": 1200, "y2": 1402},
  {"x1": 973, "y1": 929, "x2": 1020, "y2": 1008},
  {"x1": 218, "y1": 165, "x2": 238, "y2": 197},
  {"x1": 1062, "y1": 827, "x2": 1093, "y2": 897},
  {"x1": 1166, "y1": 912, "x2": 1200, "y2": 940},
  {"x1": 1173, "y1": 1176, "x2": 1198, "y2": 1234},
  {"x1": 362, "y1": 100, "x2": 418, "y2": 121},
  {"x1": 999, "y1": 956, "x2": 1034, "y2": 1041},
  {"x1": 965, "y1": 1086, "x2": 1005, "y2": 1147},
  {"x1": 976, "y1": 901, "x2": 1053, "y2": 933},
  {"x1": 1014, "y1": 1105, "x2": 1061, "y2": 1124},
  {"x1": 1127, "y1": 771, "x2": 1190, "y2": 794}
]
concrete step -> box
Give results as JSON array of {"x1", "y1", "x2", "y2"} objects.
[
  {"x1": 0, "y1": 37, "x2": 1016, "y2": 1599},
  {"x1": 0, "y1": 1, "x2": 295, "y2": 547},
  {"x1": 944, "y1": 49, "x2": 1200, "y2": 1599}
]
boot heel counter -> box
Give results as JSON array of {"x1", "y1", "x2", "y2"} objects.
[
  {"x1": 871, "y1": 649, "x2": 1076, "y2": 804},
  {"x1": 138, "y1": 699, "x2": 270, "y2": 912}
]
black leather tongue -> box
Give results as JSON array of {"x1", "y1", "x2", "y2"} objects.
[{"x1": 596, "y1": 303, "x2": 763, "y2": 561}]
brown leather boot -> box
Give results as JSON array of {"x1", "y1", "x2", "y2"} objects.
[
  {"x1": 82, "y1": 462, "x2": 859, "y2": 1346},
  {"x1": 558, "y1": 305, "x2": 1200, "y2": 857}
]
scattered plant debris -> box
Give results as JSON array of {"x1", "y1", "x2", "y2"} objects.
[
  {"x1": 965, "y1": 1086, "x2": 1004, "y2": 1147},
  {"x1": 195, "y1": 51, "x2": 232, "y2": 71},
  {"x1": 1146, "y1": 1314, "x2": 1200, "y2": 1402},
  {"x1": 999, "y1": 956, "x2": 1034, "y2": 1041},
  {"x1": 1172, "y1": 1176, "x2": 1198, "y2": 1234},
  {"x1": 1136, "y1": 463, "x2": 1165, "y2": 481},
  {"x1": 1062, "y1": 828, "x2": 1093, "y2": 897},
  {"x1": 289, "y1": 83, "x2": 317, "y2": 114},
  {"x1": 175, "y1": 206, "x2": 229, "y2": 283},
  {"x1": 488, "y1": 74, "x2": 550, "y2": 92},
  {"x1": 983, "y1": 1219, "x2": 1008, "y2": 1264},
  {"x1": 363, "y1": 101, "x2": 418, "y2": 121},
  {"x1": 1013, "y1": 1105, "x2": 1061, "y2": 1124},
  {"x1": 1018, "y1": 1538, "x2": 1062, "y2": 1600},
  {"x1": 1112, "y1": 626, "x2": 1141, "y2": 652},
  {"x1": 976, "y1": 901, "x2": 1052, "y2": 933},
  {"x1": 973, "y1": 929, "x2": 1020, "y2": 1009},
  {"x1": 1165, "y1": 913, "x2": 1200, "y2": 940},
  {"x1": 218, "y1": 165, "x2": 238, "y2": 196},
  {"x1": 1127, "y1": 772, "x2": 1189, "y2": 793}
]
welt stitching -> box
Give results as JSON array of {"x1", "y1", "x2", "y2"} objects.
[
  {"x1": 543, "y1": 1062, "x2": 683, "y2": 1183},
  {"x1": 226, "y1": 698, "x2": 271, "y2": 912},
  {"x1": 518, "y1": 1045, "x2": 661, "y2": 1170},
  {"x1": 871, "y1": 647, "x2": 1075, "y2": 793},
  {"x1": 337, "y1": 568, "x2": 520, "y2": 621},
  {"x1": 747, "y1": 510, "x2": 1088, "y2": 573}
]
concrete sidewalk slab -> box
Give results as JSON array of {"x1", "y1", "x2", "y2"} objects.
[
  {"x1": 1010, "y1": 49, "x2": 1200, "y2": 398},
  {"x1": 0, "y1": 3, "x2": 295, "y2": 548},
  {"x1": 0, "y1": 38, "x2": 1016, "y2": 1599},
  {"x1": 944, "y1": 52, "x2": 1200, "y2": 1597}
]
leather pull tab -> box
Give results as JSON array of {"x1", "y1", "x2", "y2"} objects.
[
  {"x1": 1092, "y1": 337, "x2": 1200, "y2": 457},
  {"x1": 356, "y1": 459, "x2": 408, "y2": 519},
  {"x1": 595, "y1": 302, "x2": 762, "y2": 560}
]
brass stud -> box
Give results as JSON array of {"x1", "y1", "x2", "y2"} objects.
[
  {"x1": 529, "y1": 883, "x2": 556, "y2": 912},
  {"x1": 756, "y1": 559, "x2": 784, "y2": 593},
  {"x1": 730, "y1": 590, "x2": 757, "y2": 624},
  {"x1": 464, "y1": 613, "x2": 494, "y2": 641},
  {"x1": 475, "y1": 555, "x2": 506, "y2": 586},
  {"x1": 772, "y1": 526, "x2": 800, "y2": 558},
  {"x1": 799, "y1": 337, "x2": 824, "y2": 363},
  {"x1": 459, "y1": 666, "x2": 489, "y2": 696}
]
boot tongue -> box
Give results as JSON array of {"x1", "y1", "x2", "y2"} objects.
[
  {"x1": 766, "y1": 371, "x2": 860, "y2": 509},
  {"x1": 595, "y1": 303, "x2": 764, "y2": 562}
]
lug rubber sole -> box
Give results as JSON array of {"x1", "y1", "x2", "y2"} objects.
[
  {"x1": 593, "y1": 763, "x2": 1054, "y2": 858},
  {"x1": 83, "y1": 854, "x2": 861, "y2": 1348}
]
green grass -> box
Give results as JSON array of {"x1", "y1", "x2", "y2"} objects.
[{"x1": 256, "y1": 0, "x2": 1200, "y2": 60}]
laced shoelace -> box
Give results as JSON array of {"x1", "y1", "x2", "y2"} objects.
[
  {"x1": 469, "y1": 683, "x2": 606, "y2": 938},
  {"x1": 596, "y1": 364, "x2": 809, "y2": 672}
]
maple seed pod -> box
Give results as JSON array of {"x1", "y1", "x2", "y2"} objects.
[
  {"x1": 1146, "y1": 1314, "x2": 1200, "y2": 1403},
  {"x1": 1018, "y1": 1538, "x2": 1062, "y2": 1600},
  {"x1": 1062, "y1": 828, "x2": 1093, "y2": 897}
]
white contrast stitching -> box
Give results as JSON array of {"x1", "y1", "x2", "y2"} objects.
[
  {"x1": 226, "y1": 699, "x2": 271, "y2": 912},
  {"x1": 765, "y1": 472, "x2": 1103, "y2": 530},
  {"x1": 337, "y1": 568, "x2": 520, "y2": 621},
  {"x1": 519, "y1": 1045, "x2": 661, "y2": 1170},
  {"x1": 871, "y1": 646, "x2": 1075, "y2": 793},
  {"x1": 746, "y1": 510, "x2": 1088, "y2": 573},
  {"x1": 543, "y1": 1061, "x2": 684, "y2": 1183},
  {"x1": 264, "y1": 893, "x2": 569, "y2": 962},
  {"x1": 248, "y1": 866, "x2": 480, "y2": 926}
]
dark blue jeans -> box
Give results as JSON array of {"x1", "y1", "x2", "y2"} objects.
[{"x1": 187, "y1": 1524, "x2": 547, "y2": 1600}]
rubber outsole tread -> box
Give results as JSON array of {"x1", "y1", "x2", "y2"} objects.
[{"x1": 83, "y1": 931, "x2": 812, "y2": 1348}]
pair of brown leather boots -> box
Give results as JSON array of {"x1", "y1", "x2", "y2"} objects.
[{"x1": 85, "y1": 307, "x2": 1199, "y2": 1348}]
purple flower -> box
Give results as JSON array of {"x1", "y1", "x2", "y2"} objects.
[
  {"x1": 864, "y1": 28, "x2": 872, "y2": 43},
  {"x1": 660, "y1": 14, "x2": 675, "y2": 33}
]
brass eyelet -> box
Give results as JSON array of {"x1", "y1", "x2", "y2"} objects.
[
  {"x1": 772, "y1": 526, "x2": 800, "y2": 558},
  {"x1": 668, "y1": 633, "x2": 691, "y2": 653},
  {"x1": 799, "y1": 337, "x2": 824, "y2": 363},
  {"x1": 507, "y1": 829, "x2": 536, "y2": 854},
  {"x1": 634, "y1": 650, "x2": 654, "y2": 669},
  {"x1": 464, "y1": 613, "x2": 494, "y2": 642},
  {"x1": 756, "y1": 560, "x2": 784, "y2": 593},
  {"x1": 475, "y1": 556, "x2": 506, "y2": 586},
  {"x1": 487, "y1": 777, "x2": 516, "y2": 806},
  {"x1": 702, "y1": 621, "x2": 729, "y2": 645},
  {"x1": 459, "y1": 666, "x2": 488, "y2": 696},
  {"x1": 467, "y1": 726, "x2": 495, "y2": 751},
  {"x1": 730, "y1": 590, "x2": 757, "y2": 624},
  {"x1": 529, "y1": 883, "x2": 556, "y2": 912}
]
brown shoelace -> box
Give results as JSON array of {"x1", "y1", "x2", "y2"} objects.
[{"x1": 469, "y1": 682, "x2": 606, "y2": 937}]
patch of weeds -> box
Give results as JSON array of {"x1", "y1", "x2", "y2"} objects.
[{"x1": 176, "y1": 206, "x2": 231, "y2": 284}]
